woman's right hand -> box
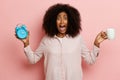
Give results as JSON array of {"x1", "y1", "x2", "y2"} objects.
[{"x1": 15, "y1": 31, "x2": 30, "y2": 47}]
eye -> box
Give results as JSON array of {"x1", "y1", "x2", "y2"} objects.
[
  {"x1": 64, "y1": 16, "x2": 67, "y2": 20},
  {"x1": 63, "y1": 15, "x2": 68, "y2": 20},
  {"x1": 57, "y1": 16, "x2": 61, "y2": 20}
]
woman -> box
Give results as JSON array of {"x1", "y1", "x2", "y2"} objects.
[{"x1": 16, "y1": 3, "x2": 107, "y2": 80}]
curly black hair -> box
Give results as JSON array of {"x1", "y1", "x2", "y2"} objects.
[{"x1": 42, "y1": 3, "x2": 82, "y2": 37}]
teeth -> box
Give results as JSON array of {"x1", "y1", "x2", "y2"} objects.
[
  {"x1": 60, "y1": 27, "x2": 65, "y2": 31},
  {"x1": 60, "y1": 26, "x2": 65, "y2": 28}
]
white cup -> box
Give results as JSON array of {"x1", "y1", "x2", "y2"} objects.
[{"x1": 106, "y1": 28, "x2": 115, "y2": 40}]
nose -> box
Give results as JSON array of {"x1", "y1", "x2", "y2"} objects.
[{"x1": 60, "y1": 18, "x2": 64, "y2": 24}]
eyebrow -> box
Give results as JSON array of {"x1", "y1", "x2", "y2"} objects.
[{"x1": 57, "y1": 14, "x2": 67, "y2": 17}]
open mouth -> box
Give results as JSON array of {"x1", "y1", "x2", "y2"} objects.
[{"x1": 59, "y1": 25, "x2": 66, "y2": 31}]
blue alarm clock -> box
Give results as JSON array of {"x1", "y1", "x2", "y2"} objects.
[{"x1": 15, "y1": 24, "x2": 28, "y2": 39}]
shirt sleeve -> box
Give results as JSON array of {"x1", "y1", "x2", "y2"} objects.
[
  {"x1": 24, "y1": 37, "x2": 46, "y2": 64},
  {"x1": 80, "y1": 36, "x2": 100, "y2": 64}
]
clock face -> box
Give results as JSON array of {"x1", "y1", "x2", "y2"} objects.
[{"x1": 17, "y1": 29, "x2": 28, "y2": 39}]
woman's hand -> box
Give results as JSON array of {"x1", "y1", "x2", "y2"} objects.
[
  {"x1": 94, "y1": 31, "x2": 108, "y2": 47},
  {"x1": 15, "y1": 31, "x2": 30, "y2": 47}
]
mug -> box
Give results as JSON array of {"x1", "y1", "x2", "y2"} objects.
[{"x1": 106, "y1": 28, "x2": 115, "y2": 40}]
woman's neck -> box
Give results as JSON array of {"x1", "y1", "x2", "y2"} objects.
[{"x1": 56, "y1": 33, "x2": 66, "y2": 38}]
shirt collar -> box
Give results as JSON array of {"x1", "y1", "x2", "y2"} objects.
[{"x1": 54, "y1": 34, "x2": 69, "y2": 39}]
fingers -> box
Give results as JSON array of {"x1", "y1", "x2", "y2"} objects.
[
  {"x1": 27, "y1": 31, "x2": 30, "y2": 38},
  {"x1": 101, "y1": 31, "x2": 108, "y2": 39}
]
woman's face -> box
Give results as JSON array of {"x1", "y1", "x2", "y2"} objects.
[{"x1": 56, "y1": 11, "x2": 68, "y2": 35}]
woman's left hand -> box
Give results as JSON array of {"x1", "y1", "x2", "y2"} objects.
[{"x1": 94, "y1": 31, "x2": 108, "y2": 47}]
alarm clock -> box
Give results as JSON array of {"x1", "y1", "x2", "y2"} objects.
[{"x1": 15, "y1": 24, "x2": 28, "y2": 39}]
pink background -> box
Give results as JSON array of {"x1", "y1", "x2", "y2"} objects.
[{"x1": 0, "y1": 0, "x2": 120, "y2": 80}]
